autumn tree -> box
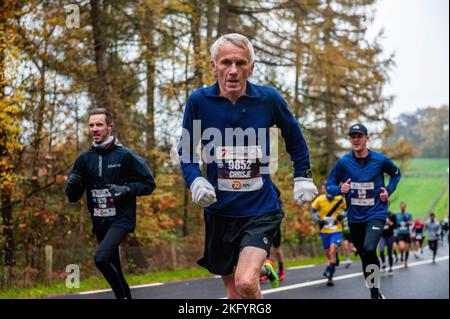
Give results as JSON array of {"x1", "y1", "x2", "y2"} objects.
[
  {"x1": 0, "y1": 0, "x2": 26, "y2": 286},
  {"x1": 300, "y1": 0, "x2": 394, "y2": 178},
  {"x1": 389, "y1": 105, "x2": 449, "y2": 158}
]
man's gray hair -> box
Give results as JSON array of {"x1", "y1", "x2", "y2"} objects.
[{"x1": 210, "y1": 33, "x2": 256, "y2": 63}]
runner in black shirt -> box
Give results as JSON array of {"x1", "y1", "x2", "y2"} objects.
[
  {"x1": 378, "y1": 211, "x2": 396, "y2": 275},
  {"x1": 65, "y1": 108, "x2": 156, "y2": 299}
]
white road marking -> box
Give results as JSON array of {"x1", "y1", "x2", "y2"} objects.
[
  {"x1": 76, "y1": 255, "x2": 448, "y2": 297},
  {"x1": 78, "y1": 282, "x2": 163, "y2": 295},
  {"x1": 130, "y1": 283, "x2": 164, "y2": 289},
  {"x1": 286, "y1": 264, "x2": 316, "y2": 270},
  {"x1": 78, "y1": 289, "x2": 113, "y2": 295},
  {"x1": 259, "y1": 255, "x2": 449, "y2": 296}
]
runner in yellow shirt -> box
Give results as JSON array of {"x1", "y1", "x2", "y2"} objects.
[{"x1": 311, "y1": 183, "x2": 347, "y2": 286}]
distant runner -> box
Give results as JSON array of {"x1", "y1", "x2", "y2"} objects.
[
  {"x1": 425, "y1": 212, "x2": 441, "y2": 263},
  {"x1": 379, "y1": 211, "x2": 396, "y2": 275},
  {"x1": 311, "y1": 183, "x2": 347, "y2": 286},
  {"x1": 395, "y1": 202, "x2": 413, "y2": 268},
  {"x1": 412, "y1": 217, "x2": 425, "y2": 258}
]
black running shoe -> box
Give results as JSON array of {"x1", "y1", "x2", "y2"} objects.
[
  {"x1": 370, "y1": 289, "x2": 386, "y2": 299},
  {"x1": 373, "y1": 292, "x2": 386, "y2": 299}
]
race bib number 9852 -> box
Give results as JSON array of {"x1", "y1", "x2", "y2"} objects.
[{"x1": 216, "y1": 146, "x2": 263, "y2": 192}]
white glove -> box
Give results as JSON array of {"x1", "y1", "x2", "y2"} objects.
[
  {"x1": 293, "y1": 177, "x2": 318, "y2": 205},
  {"x1": 190, "y1": 177, "x2": 217, "y2": 208}
]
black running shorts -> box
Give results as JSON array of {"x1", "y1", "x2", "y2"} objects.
[
  {"x1": 197, "y1": 210, "x2": 282, "y2": 276},
  {"x1": 428, "y1": 240, "x2": 438, "y2": 252},
  {"x1": 397, "y1": 234, "x2": 411, "y2": 244}
]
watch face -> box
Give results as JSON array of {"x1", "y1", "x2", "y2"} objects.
[{"x1": 305, "y1": 169, "x2": 312, "y2": 178}]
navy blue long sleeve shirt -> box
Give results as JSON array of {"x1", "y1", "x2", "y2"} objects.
[
  {"x1": 179, "y1": 81, "x2": 311, "y2": 218},
  {"x1": 326, "y1": 149, "x2": 401, "y2": 223}
]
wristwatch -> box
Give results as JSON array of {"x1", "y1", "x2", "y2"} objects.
[{"x1": 298, "y1": 169, "x2": 312, "y2": 179}]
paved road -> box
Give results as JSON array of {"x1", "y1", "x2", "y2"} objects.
[{"x1": 52, "y1": 242, "x2": 449, "y2": 299}]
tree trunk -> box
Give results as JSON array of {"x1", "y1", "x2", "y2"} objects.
[
  {"x1": 0, "y1": 0, "x2": 5, "y2": 102},
  {"x1": 206, "y1": 0, "x2": 215, "y2": 45},
  {"x1": 323, "y1": 1, "x2": 336, "y2": 174},
  {"x1": 293, "y1": 19, "x2": 302, "y2": 119},
  {"x1": 47, "y1": 84, "x2": 57, "y2": 154},
  {"x1": 1, "y1": 190, "x2": 15, "y2": 268},
  {"x1": 324, "y1": 101, "x2": 336, "y2": 174},
  {"x1": 142, "y1": 6, "x2": 156, "y2": 163},
  {"x1": 218, "y1": 0, "x2": 229, "y2": 36},
  {"x1": 190, "y1": 0, "x2": 203, "y2": 88},
  {"x1": 75, "y1": 106, "x2": 80, "y2": 152},
  {"x1": 90, "y1": 0, "x2": 114, "y2": 111},
  {"x1": 182, "y1": 188, "x2": 189, "y2": 236},
  {"x1": 30, "y1": 42, "x2": 47, "y2": 191}
]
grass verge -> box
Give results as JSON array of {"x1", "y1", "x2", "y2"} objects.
[{"x1": 0, "y1": 256, "x2": 329, "y2": 299}]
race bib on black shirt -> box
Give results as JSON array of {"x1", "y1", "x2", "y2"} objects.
[{"x1": 91, "y1": 188, "x2": 116, "y2": 217}]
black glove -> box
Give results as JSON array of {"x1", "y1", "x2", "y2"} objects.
[
  {"x1": 67, "y1": 173, "x2": 82, "y2": 186},
  {"x1": 108, "y1": 184, "x2": 130, "y2": 199}
]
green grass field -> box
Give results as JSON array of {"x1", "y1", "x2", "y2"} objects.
[
  {"x1": 434, "y1": 187, "x2": 449, "y2": 220},
  {"x1": 406, "y1": 158, "x2": 449, "y2": 174},
  {"x1": 390, "y1": 158, "x2": 449, "y2": 219}
]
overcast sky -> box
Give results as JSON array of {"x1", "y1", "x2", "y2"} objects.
[{"x1": 368, "y1": 0, "x2": 449, "y2": 119}]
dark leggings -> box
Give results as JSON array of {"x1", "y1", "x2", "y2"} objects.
[
  {"x1": 95, "y1": 227, "x2": 131, "y2": 299},
  {"x1": 349, "y1": 220, "x2": 384, "y2": 287},
  {"x1": 428, "y1": 240, "x2": 438, "y2": 260},
  {"x1": 379, "y1": 235, "x2": 394, "y2": 268}
]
